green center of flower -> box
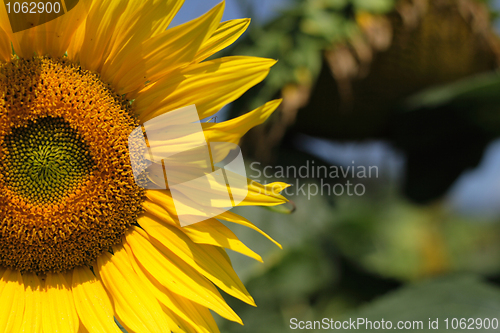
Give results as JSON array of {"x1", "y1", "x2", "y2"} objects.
[{"x1": 3, "y1": 116, "x2": 93, "y2": 204}]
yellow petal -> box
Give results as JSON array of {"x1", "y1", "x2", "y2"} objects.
[
  {"x1": 104, "y1": 2, "x2": 224, "y2": 95},
  {"x1": 135, "y1": 56, "x2": 276, "y2": 122},
  {"x1": 183, "y1": 218, "x2": 263, "y2": 262},
  {"x1": 37, "y1": 0, "x2": 91, "y2": 57},
  {"x1": 157, "y1": 308, "x2": 187, "y2": 333},
  {"x1": 68, "y1": 0, "x2": 127, "y2": 71},
  {"x1": 143, "y1": 199, "x2": 180, "y2": 226},
  {"x1": 143, "y1": 100, "x2": 281, "y2": 163},
  {"x1": 0, "y1": 0, "x2": 90, "y2": 58},
  {"x1": 150, "y1": 0, "x2": 185, "y2": 36},
  {"x1": 145, "y1": 178, "x2": 288, "y2": 210},
  {"x1": 125, "y1": 228, "x2": 242, "y2": 324},
  {"x1": 136, "y1": 218, "x2": 256, "y2": 305},
  {"x1": 218, "y1": 210, "x2": 283, "y2": 249},
  {"x1": 104, "y1": 0, "x2": 185, "y2": 65},
  {"x1": 193, "y1": 18, "x2": 250, "y2": 64},
  {"x1": 0, "y1": 28, "x2": 11, "y2": 62},
  {"x1": 96, "y1": 249, "x2": 171, "y2": 333},
  {"x1": 42, "y1": 273, "x2": 79, "y2": 333},
  {"x1": 124, "y1": 242, "x2": 219, "y2": 333},
  {"x1": 19, "y1": 273, "x2": 41, "y2": 333},
  {"x1": 146, "y1": 189, "x2": 227, "y2": 224},
  {"x1": 66, "y1": 18, "x2": 86, "y2": 59},
  {"x1": 167, "y1": 294, "x2": 221, "y2": 333},
  {"x1": 202, "y1": 100, "x2": 282, "y2": 144},
  {"x1": 241, "y1": 181, "x2": 290, "y2": 206},
  {"x1": 144, "y1": 189, "x2": 282, "y2": 248},
  {"x1": 78, "y1": 320, "x2": 91, "y2": 333},
  {"x1": 0, "y1": 269, "x2": 24, "y2": 333},
  {"x1": 72, "y1": 266, "x2": 122, "y2": 333}
]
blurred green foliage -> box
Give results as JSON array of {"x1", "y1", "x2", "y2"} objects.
[
  {"x1": 228, "y1": 0, "x2": 395, "y2": 108},
  {"x1": 217, "y1": 173, "x2": 500, "y2": 332},
  {"x1": 344, "y1": 275, "x2": 500, "y2": 332},
  {"x1": 211, "y1": 0, "x2": 500, "y2": 331}
]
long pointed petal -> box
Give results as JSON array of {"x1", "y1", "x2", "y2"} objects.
[
  {"x1": 193, "y1": 18, "x2": 250, "y2": 63},
  {"x1": 72, "y1": 266, "x2": 122, "y2": 333},
  {"x1": 104, "y1": 0, "x2": 185, "y2": 65},
  {"x1": 202, "y1": 100, "x2": 282, "y2": 144},
  {"x1": 42, "y1": 273, "x2": 79, "y2": 333},
  {"x1": 136, "y1": 218, "x2": 256, "y2": 305},
  {"x1": 19, "y1": 273, "x2": 41, "y2": 333},
  {"x1": 0, "y1": 0, "x2": 90, "y2": 58},
  {"x1": 104, "y1": 2, "x2": 224, "y2": 94},
  {"x1": 68, "y1": 0, "x2": 127, "y2": 71},
  {"x1": 183, "y1": 219, "x2": 263, "y2": 262},
  {"x1": 143, "y1": 190, "x2": 282, "y2": 248},
  {"x1": 124, "y1": 241, "x2": 220, "y2": 333},
  {"x1": 125, "y1": 228, "x2": 242, "y2": 324},
  {"x1": 97, "y1": 249, "x2": 171, "y2": 333},
  {"x1": 135, "y1": 56, "x2": 276, "y2": 121},
  {"x1": 0, "y1": 269, "x2": 24, "y2": 332},
  {"x1": 0, "y1": 28, "x2": 11, "y2": 62}
]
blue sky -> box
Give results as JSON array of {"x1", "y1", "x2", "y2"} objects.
[{"x1": 170, "y1": 0, "x2": 290, "y2": 27}]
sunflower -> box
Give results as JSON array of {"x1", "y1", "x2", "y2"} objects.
[{"x1": 0, "y1": 1, "x2": 289, "y2": 332}]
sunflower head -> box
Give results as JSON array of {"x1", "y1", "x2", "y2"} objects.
[
  {"x1": 0, "y1": 1, "x2": 289, "y2": 332},
  {"x1": 0, "y1": 56, "x2": 145, "y2": 274}
]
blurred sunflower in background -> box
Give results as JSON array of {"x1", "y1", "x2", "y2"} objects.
[{"x1": 0, "y1": 0, "x2": 289, "y2": 332}]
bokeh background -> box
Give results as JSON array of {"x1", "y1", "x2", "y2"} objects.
[{"x1": 175, "y1": 0, "x2": 500, "y2": 331}]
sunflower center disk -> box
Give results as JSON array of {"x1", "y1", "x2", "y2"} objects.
[
  {"x1": 4, "y1": 117, "x2": 92, "y2": 204},
  {"x1": 0, "y1": 57, "x2": 145, "y2": 273}
]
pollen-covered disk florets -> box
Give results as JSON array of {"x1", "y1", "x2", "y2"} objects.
[{"x1": 0, "y1": 56, "x2": 145, "y2": 273}]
